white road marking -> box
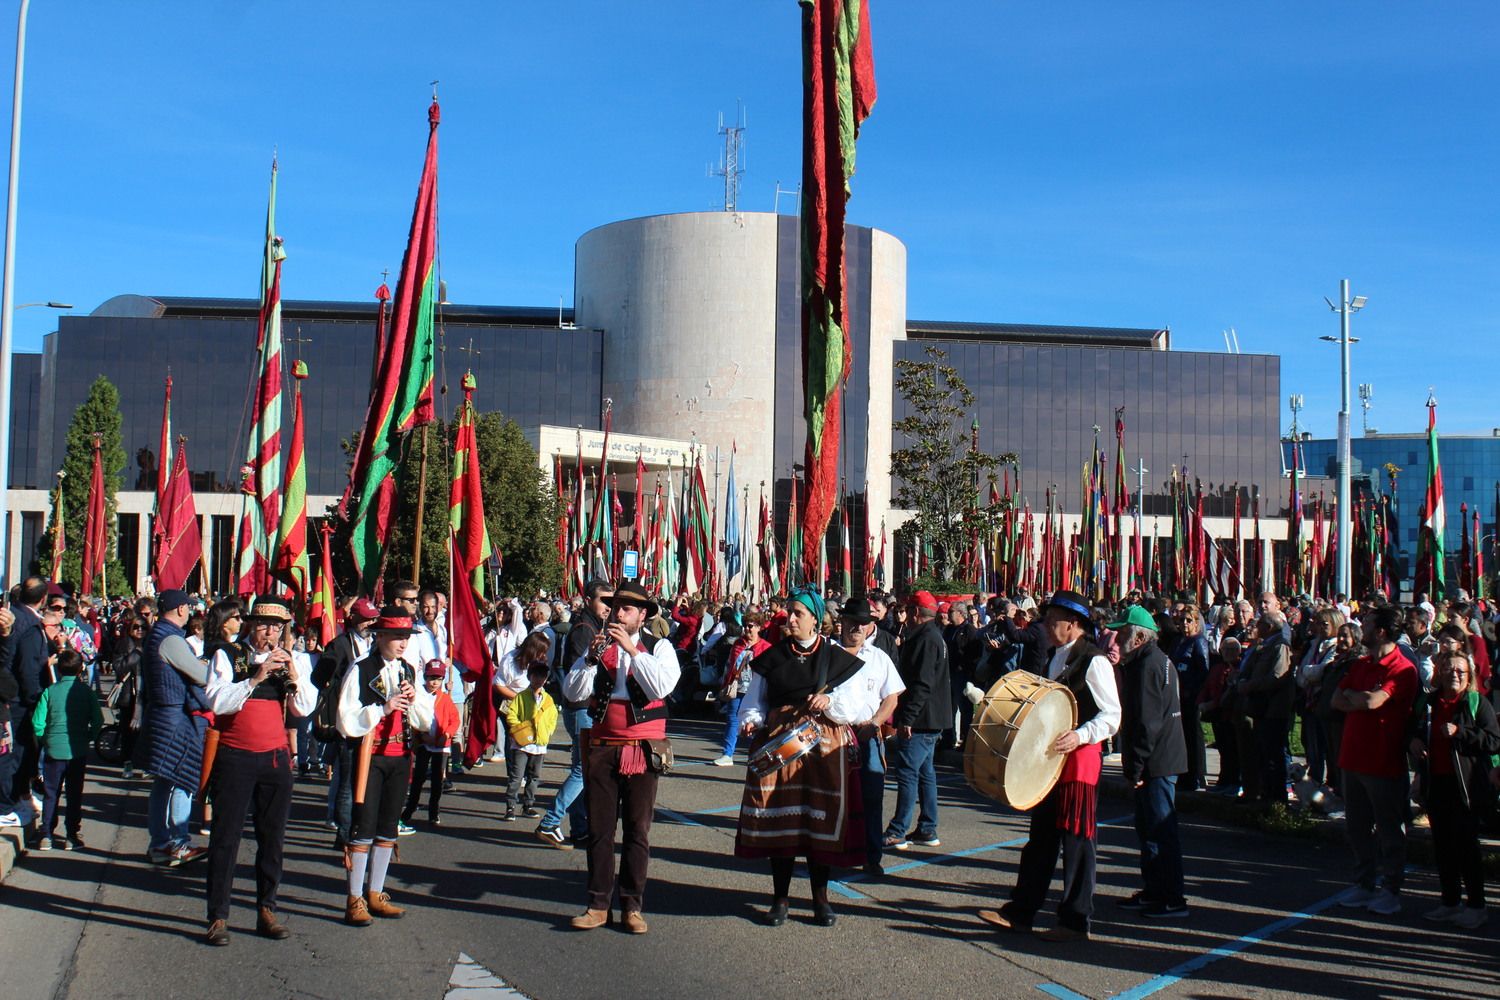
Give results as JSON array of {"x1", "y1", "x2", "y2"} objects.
[{"x1": 446, "y1": 952, "x2": 532, "y2": 999}]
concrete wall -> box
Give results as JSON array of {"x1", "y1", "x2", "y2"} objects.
[{"x1": 865, "y1": 229, "x2": 907, "y2": 586}]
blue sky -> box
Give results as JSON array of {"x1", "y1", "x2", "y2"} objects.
[{"x1": 4, "y1": 1, "x2": 1497, "y2": 439}]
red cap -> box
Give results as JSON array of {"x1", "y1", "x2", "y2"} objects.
[
  {"x1": 910, "y1": 590, "x2": 938, "y2": 611},
  {"x1": 423, "y1": 659, "x2": 448, "y2": 679},
  {"x1": 937, "y1": 601, "x2": 951, "y2": 614},
  {"x1": 348, "y1": 597, "x2": 381, "y2": 622}
]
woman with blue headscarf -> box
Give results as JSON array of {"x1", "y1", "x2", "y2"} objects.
[{"x1": 734, "y1": 587, "x2": 866, "y2": 928}]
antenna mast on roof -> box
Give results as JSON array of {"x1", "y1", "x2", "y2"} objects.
[{"x1": 711, "y1": 101, "x2": 746, "y2": 213}]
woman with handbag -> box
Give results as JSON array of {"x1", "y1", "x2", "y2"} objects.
[
  {"x1": 734, "y1": 588, "x2": 866, "y2": 927},
  {"x1": 713, "y1": 613, "x2": 769, "y2": 767}
]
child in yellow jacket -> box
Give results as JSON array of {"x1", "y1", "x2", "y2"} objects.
[{"x1": 502, "y1": 662, "x2": 558, "y2": 822}]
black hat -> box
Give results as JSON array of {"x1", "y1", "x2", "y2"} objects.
[
  {"x1": 610, "y1": 581, "x2": 658, "y2": 619},
  {"x1": 838, "y1": 598, "x2": 875, "y2": 625},
  {"x1": 245, "y1": 595, "x2": 295, "y2": 624},
  {"x1": 1040, "y1": 590, "x2": 1094, "y2": 627},
  {"x1": 157, "y1": 589, "x2": 193, "y2": 614}
]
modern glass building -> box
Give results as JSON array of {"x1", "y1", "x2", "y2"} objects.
[{"x1": 1295, "y1": 431, "x2": 1500, "y2": 569}]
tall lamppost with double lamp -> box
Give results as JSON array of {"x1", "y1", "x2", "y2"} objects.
[{"x1": 1322, "y1": 280, "x2": 1367, "y2": 599}]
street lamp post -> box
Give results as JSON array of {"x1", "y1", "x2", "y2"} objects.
[
  {"x1": 1321, "y1": 279, "x2": 1367, "y2": 599},
  {"x1": 0, "y1": 0, "x2": 32, "y2": 588}
]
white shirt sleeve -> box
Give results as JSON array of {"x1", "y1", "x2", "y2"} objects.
[
  {"x1": 623, "y1": 637, "x2": 681, "y2": 701},
  {"x1": 1075, "y1": 653, "x2": 1121, "y2": 745},
  {"x1": 561, "y1": 652, "x2": 596, "y2": 703},
  {"x1": 338, "y1": 658, "x2": 385, "y2": 739},
  {"x1": 286, "y1": 650, "x2": 317, "y2": 718},
  {"x1": 407, "y1": 676, "x2": 435, "y2": 733},
  {"x1": 204, "y1": 648, "x2": 251, "y2": 715},
  {"x1": 823, "y1": 668, "x2": 864, "y2": 725},
  {"x1": 737, "y1": 668, "x2": 769, "y2": 730}
]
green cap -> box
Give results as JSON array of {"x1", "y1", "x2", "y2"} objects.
[{"x1": 1106, "y1": 605, "x2": 1158, "y2": 632}]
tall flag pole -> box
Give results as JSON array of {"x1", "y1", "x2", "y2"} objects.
[
  {"x1": 344, "y1": 98, "x2": 441, "y2": 593},
  {"x1": 449, "y1": 371, "x2": 494, "y2": 598},
  {"x1": 151, "y1": 373, "x2": 172, "y2": 581},
  {"x1": 839, "y1": 492, "x2": 853, "y2": 595},
  {"x1": 273, "y1": 360, "x2": 311, "y2": 607},
  {"x1": 1113, "y1": 409, "x2": 1128, "y2": 599},
  {"x1": 156, "y1": 437, "x2": 204, "y2": 590},
  {"x1": 233, "y1": 160, "x2": 285, "y2": 595},
  {"x1": 310, "y1": 523, "x2": 338, "y2": 648},
  {"x1": 81, "y1": 434, "x2": 107, "y2": 597},
  {"x1": 798, "y1": 0, "x2": 876, "y2": 572},
  {"x1": 48, "y1": 471, "x2": 65, "y2": 584},
  {"x1": 723, "y1": 444, "x2": 741, "y2": 593},
  {"x1": 786, "y1": 473, "x2": 803, "y2": 589},
  {"x1": 1416, "y1": 394, "x2": 1446, "y2": 597}
]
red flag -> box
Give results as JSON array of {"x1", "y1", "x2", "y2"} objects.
[
  {"x1": 81, "y1": 435, "x2": 107, "y2": 597},
  {"x1": 155, "y1": 439, "x2": 204, "y2": 590},
  {"x1": 450, "y1": 531, "x2": 497, "y2": 766}
]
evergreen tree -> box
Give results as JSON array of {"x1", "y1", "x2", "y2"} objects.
[
  {"x1": 890, "y1": 345, "x2": 1010, "y2": 587},
  {"x1": 42, "y1": 376, "x2": 128, "y2": 593}
]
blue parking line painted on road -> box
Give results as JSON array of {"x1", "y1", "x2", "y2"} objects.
[
  {"x1": 1108, "y1": 888, "x2": 1348, "y2": 1000},
  {"x1": 697, "y1": 805, "x2": 742, "y2": 815},
  {"x1": 1034, "y1": 984, "x2": 1090, "y2": 1000},
  {"x1": 654, "y1": 806, "x2": 706, "y2": 828}
]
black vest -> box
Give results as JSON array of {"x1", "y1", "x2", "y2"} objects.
[
  {"x1": 1050, "y1": 637, "x2": 1104, "y2": 725},
  {"x1": 353, "y1": 651, "x2": 415, "y2": 709},
  {"x1": 588, "y1": 640, "x2": 668, "y2": 726},
  {"x1": 222, "y1": 640, "x2": 293, "y2": 703}
]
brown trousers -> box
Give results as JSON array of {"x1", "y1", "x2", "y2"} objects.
[{"x1": 583, "y1": 743, "x2": 660, "y2": 913}]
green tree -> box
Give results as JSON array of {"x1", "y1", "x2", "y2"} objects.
[
  {"x1": 327, "y1": 411, "x2": 561, "y2": 598},
  {"x1": 42, "y1": 376, "x2": 128, "y2": 594},
  {"x1": 890, "y1": 345, "x2": 1012, "y2": 588}
]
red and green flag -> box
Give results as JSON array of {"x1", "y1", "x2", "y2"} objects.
[
  {"x1": 156, "y1": 438, "x2": 204, "y2": 591},
  {"x1": 310, "y1": 523, "x2": 337, "y2": 648},
  {"x1": 344, "y1": 100, "x2": 440, "y2": 592},
  {"x1": 234, "y1": 161, "x2": 285, "y2": 595},
  {"x1": 81, "y1": 435, "x2": 107, "y2": 597},
  {"x1": 48, "y1": 473, "x2": 65, "y2": 584},
  {"x1": 798, "y1": 0, "x2": 876, "y2": 572},
  {"x1": 1416, "y1": 398, "x2": 1446, "y2": 596},
  {"x1": 273, "y1": 360, "x2": 311, "y2": 606},
  {"x1": 449, "y1": 371, "x2": 494, "y2": 599}
]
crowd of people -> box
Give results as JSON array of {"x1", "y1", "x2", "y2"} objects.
[{"x1": 0, "y1": 571, "x2": 1496, "y2": 944}]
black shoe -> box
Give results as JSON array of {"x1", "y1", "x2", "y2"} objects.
[
  {"x1": 500, "y1": 811, "x2": 515, "y2": 823},
  {"x1": 812, "y1": 901, "x2": 837, "y2": 927},
  {"x1": 765, "y1": 899, "x2": 790, "y2": 927},
  {"x1": 442, "y1": 780, "x2": 455, "y2": 792},
  {"x1": 1118, "y1": 891, "x2": 1154, "y2": 910},
  {"x1": 862, "y1": 862, "x2": 883, "y2": 878},
  {"x1": 429, "y1": 816, "x2": 442, "y2": 827},
  {"x1": 1142, "y1": 901, "x2": 1190, "y2": 920}
]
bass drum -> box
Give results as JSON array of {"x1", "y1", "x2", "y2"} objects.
[{"x1": 963, "y1": 671, "x2": 1077, "y2": 811}]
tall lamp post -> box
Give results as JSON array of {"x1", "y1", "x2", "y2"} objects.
[
  {"x1": 1322, "y1": 279, "x2": 1367, "y2": 599},
  {"x1": 0, "y1": 0, "x2": 33, "y2": 588}
]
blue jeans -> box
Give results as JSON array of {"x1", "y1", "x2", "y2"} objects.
[
  {"x1": 1133, "y1": 775, "x2": 1184, "y2": 904},
  {"x1": 720, "y1": 696, "x2": 745, "y2": 756},
  {"x1": 860, "y1": 733, "x2": 887, "y2": 865},
  {"x1": 884, "y1": 731, "x2": 939, "y2": 840},
  {"x1": 541, "y1": 706, "x2": 591, "y2": 836},
  {"x1": 147, "y1": 777, "x2": 193, "y2": 852}
]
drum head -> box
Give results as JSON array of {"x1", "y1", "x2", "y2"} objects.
[{"x1": 1001, "y1": 687, "x2": 1075, "y2": 810}]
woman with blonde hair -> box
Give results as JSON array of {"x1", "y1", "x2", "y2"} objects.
[{"x1": 1295, "y1": 608, "x2": 1345, "y2": 793}]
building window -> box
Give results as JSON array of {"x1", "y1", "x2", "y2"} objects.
[
  {"x1": 1464, "y1": 476, "x2": 1474, "y2": 490},
  {"x1": 1408, "y1": 451, "x2": 1417, "y2": 465}
]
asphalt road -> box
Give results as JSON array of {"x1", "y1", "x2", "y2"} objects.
[{"x1": 1, "y1": 714, "x2": 1495, "y2": 1000}]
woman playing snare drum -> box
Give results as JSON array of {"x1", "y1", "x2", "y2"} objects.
[{"x1": 734, "y1": 588, "x2": 865, "y2": 927}]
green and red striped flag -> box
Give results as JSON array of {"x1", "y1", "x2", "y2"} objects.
[
  {"x1": 310, "y1": 523, "x2": 337, "y2": 648},
  {"x1": 234, "y1": 160, "x2": 285, "y2": 595},
  {"x1": 1416, "y1": 398, "x2": 1446, "y2": 596},
  {"x1": 786, "y1": 473, "x2": 803, "y2": 589},
  {"x1": 449, "y1": 372, "x2": 494, "y2": 599},
  {"x1": 798, "y1": 0, "x2": 876, "y2": 572},
  {"x1": 273, "y1": 360, "x2": 311, "y2": 606},
  {"x1": 344, "y1": 100, "x2": 440, "y2": 592}
]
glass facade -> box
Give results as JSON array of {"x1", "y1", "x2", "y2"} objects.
[
  {"x1": 32, "y1": 303, "x2": 603, "y2": 497},
  {"x1": 9, "y1": 352, "x2": 40, "y2": 488},
  {"x1": 1295, "y1": 434, "x2": 1500, "y2": 559},
  {"x1": 894, "y1": 340, "x2": 1282, "y2": 518}
]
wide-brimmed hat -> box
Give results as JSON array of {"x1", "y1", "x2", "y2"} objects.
[
  {"x1": 1040, "y1": 590, "x2": 1093, "y2": 627},
  {"x1": 245, "y1": 595, "x2": 295, "y2": 624},
  {"x1": 610, "y1": 581, "x2": 658, "y2": 619},
  {"x1": 371, "y1": 606, "x2": 416, "y2": 636},
  {"x1": 838, "y1": 600, "x2": 875, "y2": 626}
]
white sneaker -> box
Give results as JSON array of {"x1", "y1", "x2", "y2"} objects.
[
  {"x1": 1338, "y1": 885, "x2": 1379, "y2": 908},
  {"x1": 1452, "y1": 907, "x2": 1487, "y2": 930},
  {"x1": 1423, "y1": 904, "x2": 1461, "y2": 923},
  {"x1": 0, "y1": 811, "x2": 20, "y2": 827},
  {"x1": 711, "y1": 756, "x2": 734, "y2": 767},
  {"x1": 1365, "y1": 889, "x2": 1402, "y2": 916}
]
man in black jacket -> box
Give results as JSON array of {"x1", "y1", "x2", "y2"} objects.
[
  {"x1": 6, "y1": 577, "x2": 52, "y2": 810},
  {"x1": 882, "y1": 591, "x2": 951, "y2": 850},
  {"x1": 1111, "y1": 606, "x2": 1188, "y2": 919},
  {"x1": 535, "y1": 577, "x2": 611, "y2": 849}
]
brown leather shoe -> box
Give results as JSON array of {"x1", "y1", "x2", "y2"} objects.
[
  {"x1": 344, "y1": 894, "x2": 373, "y2": 927},
  {"x1": 570, "y1": 908, "x2": 609, "y2": 930},
  {"x1": 621, "y1": 910, "x2": 648, "y2": 935},
  {"x1": 1035, "y1": 924, "x2": 1088, "y2": 942},
  {"x1": 366, "y1": 890, "x2": 405, "y2": 919},
  {"x1": 205, "y1": 919, "x2": 230, "y2": 946},
  {"x1": 977, "y1": 908, "x2": 1029, "y2": 933},
  {"x1": 256, "y1": 906, "x2": 290, "y2": 940}
]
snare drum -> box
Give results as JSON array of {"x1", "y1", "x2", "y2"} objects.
[
  {"x1": 746, "y1": 717, "x2": 825, "y2": 778},
  {"x1": 963, "y1": 671, "x2": 1077, "y2": 811}
]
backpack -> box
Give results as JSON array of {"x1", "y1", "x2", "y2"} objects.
[{"x1": 312, "y1": 644, "x2": 351, "y2": 743}]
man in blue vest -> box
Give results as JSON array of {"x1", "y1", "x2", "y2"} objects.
[{"x1": 141, "y1": 589, "x2": 209, "y2": 866}]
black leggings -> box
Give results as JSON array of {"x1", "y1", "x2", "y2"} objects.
[{"x1": 770, "y1": 856, "x2": 831, "y2": 899}]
